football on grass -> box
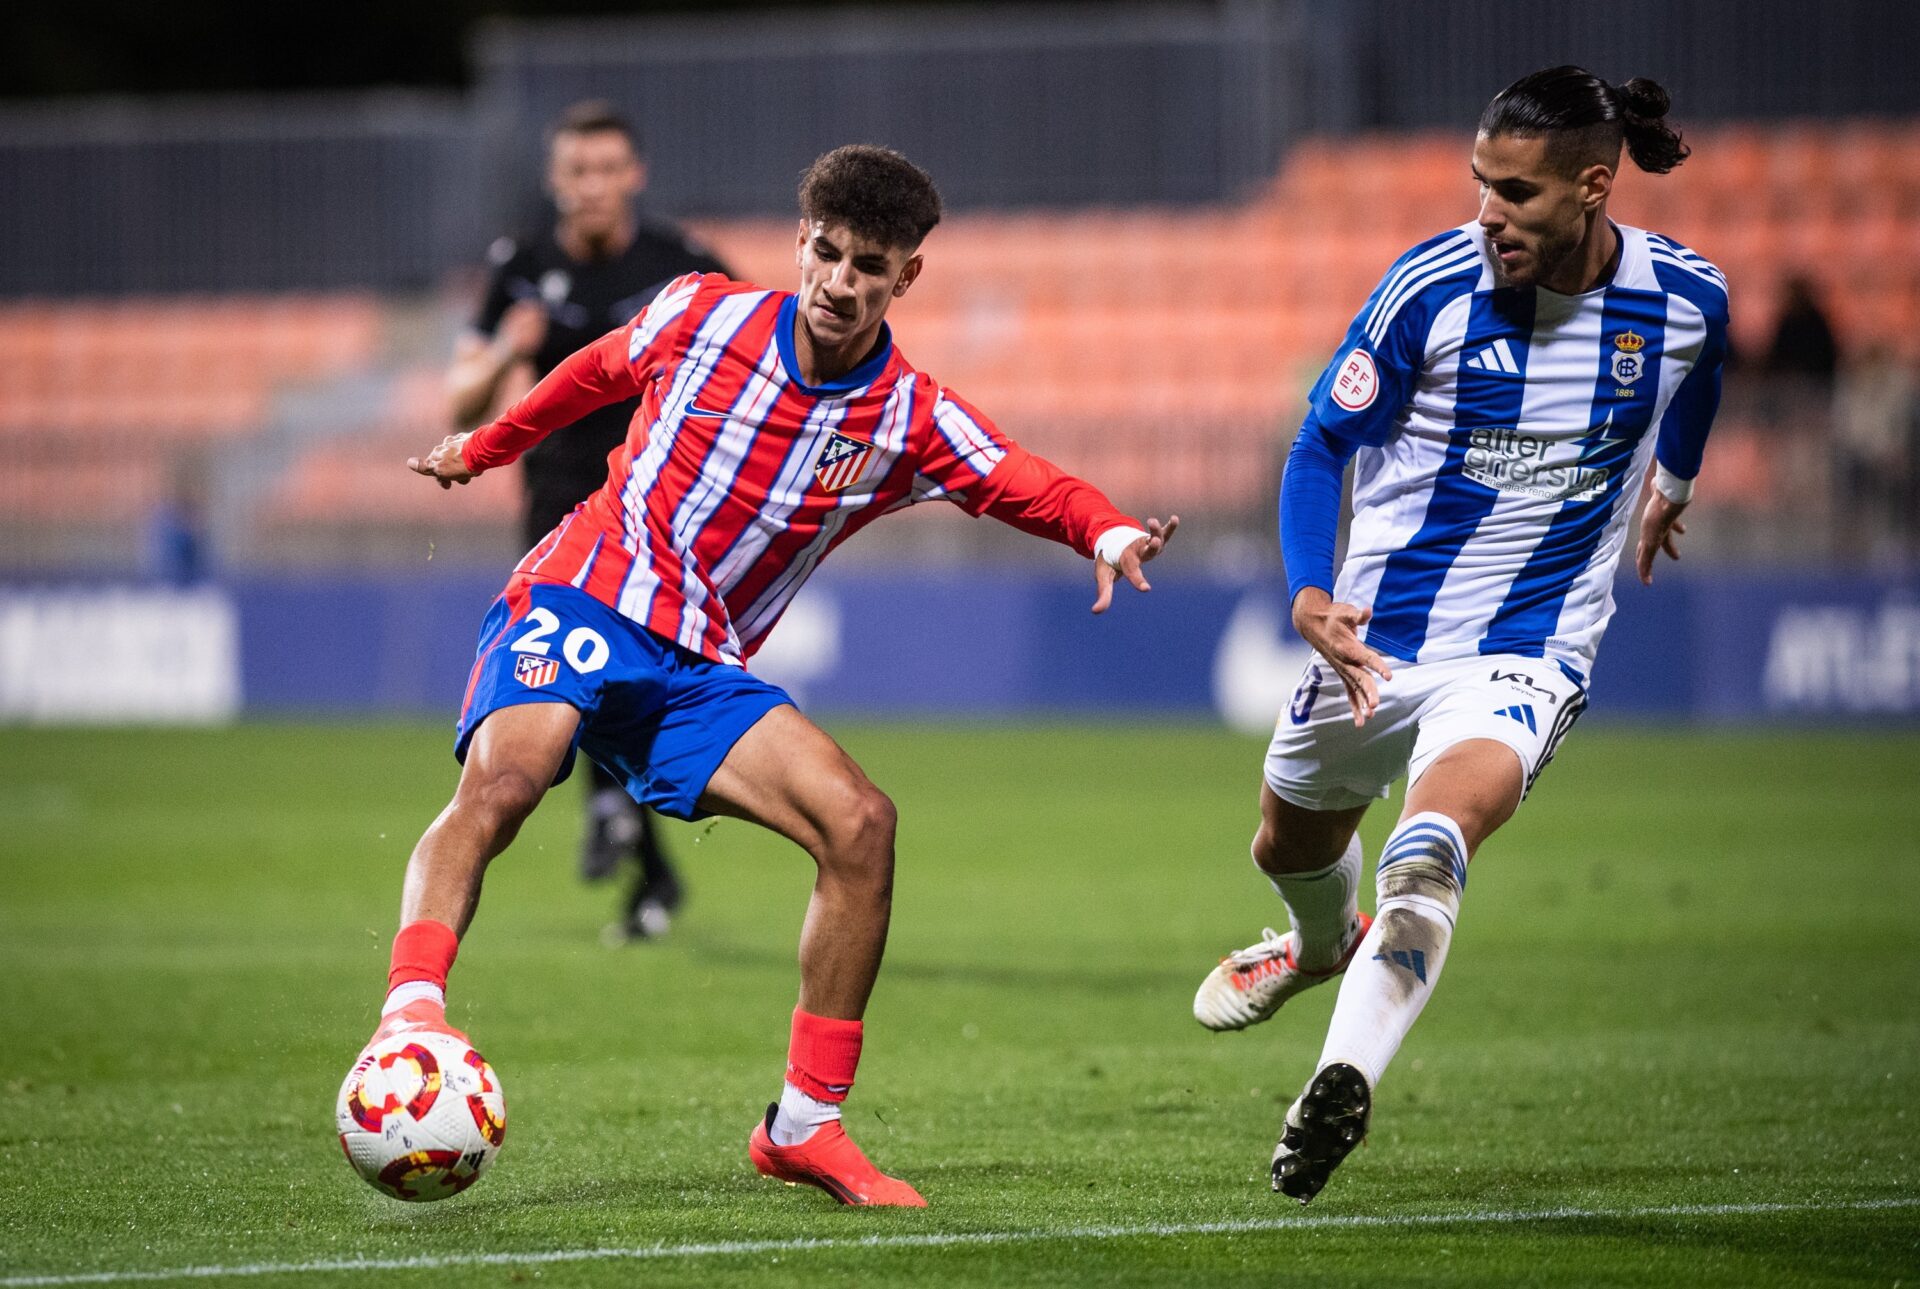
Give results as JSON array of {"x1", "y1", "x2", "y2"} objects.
[{"x1": 336, "y1": 1031, "x2": 507, "y2": 1201}]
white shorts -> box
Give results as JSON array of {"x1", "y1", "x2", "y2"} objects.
[{"x1": 1264, "y1": 652, "x2": 1588, "y2": 812}]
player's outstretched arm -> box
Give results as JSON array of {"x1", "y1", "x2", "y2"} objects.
[
  {"x1": 408, "y1": 330, "x2": 633, "y2": 488},
  {"x1": 958, "y1": 436, "x2": 1176, "y2": 613},
  {"x1": 1635, "y1": 486, "x2": 1688, "y2": 585},
  {"x1": 1291, "y1": 587, "x2": 1394, "y2": 727},
  {"x1": 1091, "y1": 515, "x2": 1180, "y2": 614},
  {"x1": 408, "y1": 431, "x2": 479, "y2": 490}
]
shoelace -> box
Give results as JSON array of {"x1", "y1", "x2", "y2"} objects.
[{"x1": 1225, "y1": 927, "x2": 1293, "y2": 968}]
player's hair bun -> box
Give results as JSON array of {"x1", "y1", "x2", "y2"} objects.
[
  {"x1": 1612, "y1": 76, "x2": 1690, "y2": 174},
  {"x1": 1614, "y1": 77, "x2": 1672, "y2": 123}
]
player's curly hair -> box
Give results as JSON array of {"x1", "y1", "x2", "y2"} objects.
[
  {"x1": 1480, "y1": 65, "x2": 1690, "y2": 176},
  {"x1": 798, "y1": 145, "x2": 942, "y2": 250}
]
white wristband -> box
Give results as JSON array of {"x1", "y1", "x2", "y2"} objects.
[
  {"x1": 1094, "y1": 525, "x2": 1150, "y2": 569},
  {"x1": 1652, "y1": 463, "x2": 1694, "y2": 504}
]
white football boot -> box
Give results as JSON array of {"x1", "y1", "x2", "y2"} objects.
[{"x1": 1192, "y1": 913, "x2": 1372, "y2": 1032}]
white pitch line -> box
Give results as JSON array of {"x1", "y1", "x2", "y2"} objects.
[{"x1": 3, "y1": 1196, "x2": 1916, "y2": 1287}]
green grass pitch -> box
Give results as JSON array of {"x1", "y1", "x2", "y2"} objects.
[{"x1": 2, "y1": 721, "x2": 1916, "y2": 1287}]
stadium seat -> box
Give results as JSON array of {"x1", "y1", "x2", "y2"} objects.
[
  {"x1": 0, "y1": 294, "x2": 378, "y2": 439},
  {"x1": 12, "y1": 119, "x2": 1917, "y2": 551}
]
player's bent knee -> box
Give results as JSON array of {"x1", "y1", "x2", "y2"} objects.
[
  {"x1": 458, "y1": 766, "x2": 548, "y2": 837},
  {"x1": 860, "y1": 788, "x2": 899, "y2": 844},
  {"x1": 828, "y1": 778, "x2": 895, "y2": 847},
  {"x1": 816, "y1": 783, "x2": 897, "y2": 887}
]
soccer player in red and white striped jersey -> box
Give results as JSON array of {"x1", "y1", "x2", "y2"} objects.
[{"x1": 374, "y1": 145, "x2": 1177, "y2": 1207}]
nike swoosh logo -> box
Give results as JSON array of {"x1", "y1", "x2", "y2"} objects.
[{"x1": 684, "y1": 403, "x2": 733, "y2": 419}]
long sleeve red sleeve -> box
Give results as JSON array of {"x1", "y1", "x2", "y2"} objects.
[
  {"x1": 971, "y1": 443, "x2": 1141, "y2": 559},
  {"x1": 461, "y1": 327, "x2": 644, "y2": 473}
]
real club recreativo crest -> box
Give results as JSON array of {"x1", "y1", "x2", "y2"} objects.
[{"x1": 1610, "y1": 328, "x2": 1646, "y2": 386}]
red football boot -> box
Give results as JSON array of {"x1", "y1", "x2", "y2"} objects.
[{"x1": 748, "y1": 1104, "x2": 926, "y2": 1207}]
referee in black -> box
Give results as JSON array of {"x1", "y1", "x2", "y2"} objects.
[{"x1": 447, "y1": 100, "x2": 729, "y2": 941}]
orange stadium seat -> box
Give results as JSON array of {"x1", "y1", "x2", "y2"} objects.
[
  {"x1": 18, "y1": 120, "x2": 1913, "y2": 542},
  {"x1": 0, "y1": 457, "x2": 167, "y2": 523},
  {"x1": 0, "y1": 293, "x2": 379, "y2": 439},
  {"x1": 1830, "y1": 123, "x2": 1904, "y2": 195},
  {"x1": 267, "y1": 430, "x2": 518, "y2": 528}
]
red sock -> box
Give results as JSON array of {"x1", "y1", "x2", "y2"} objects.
[
  {"x1": 387, "y1": 919, "x2": 459, "y2": 995},
  {"x1": 786, "y1": 1007, "x2": 863, "y2": 1103}
]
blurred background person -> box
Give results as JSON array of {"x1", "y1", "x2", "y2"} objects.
[
  {"x1": 1749, "y1": 273, "x2": 1843, "y2": 529},
  {"x1": 447, "y1": 100, "x2": 730, "y2": 943},
  {"x1": 1763, "y1": 272, "x2": 1841, "y2": 386},
  {"x1": 143, "y1": 454, "x2": 211, "y2": 588},
  {"x1": 1832, "y1": 343, "x2": 1919, "y2": 559}
]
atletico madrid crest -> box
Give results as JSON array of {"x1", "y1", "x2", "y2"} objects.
[
  {"x1": 813, "y1": 432, "x2": 875, "y2": 493},
  {"x1": 514, "y1": 653, "x2": 559, "y2": 688}
]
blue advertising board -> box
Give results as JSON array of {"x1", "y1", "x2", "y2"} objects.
[{"x1": 2, "y1": 568, "x2": 1915, "y2": 725}]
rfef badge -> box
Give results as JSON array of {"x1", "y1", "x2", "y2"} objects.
[
  {"x1": 1331, "y1": 348, "x2": 1379, "y2": 411},
  {"x1": 813, "y1": 432, "x2": 875, "y2": 493}
]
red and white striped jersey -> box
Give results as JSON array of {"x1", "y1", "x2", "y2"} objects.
[{"x1": 463, "y1": 273, "x2": 1139, "y2": 667}]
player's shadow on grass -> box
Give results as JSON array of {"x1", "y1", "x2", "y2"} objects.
[
  {"x1": 368, "y1": 1166, "x2": 958, "y2": 1226},
  {"x1": 362, "y1": 1170, "x2": 722, "y2": 1222},
  {"x1": 685, "y1": 932, "x2": 1177, "y2": 995}
]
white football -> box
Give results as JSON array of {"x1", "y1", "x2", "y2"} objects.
[{"x1": 336, "y1": 1030, "x2": 507, "y2": 1201}]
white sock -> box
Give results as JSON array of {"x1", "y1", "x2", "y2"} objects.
[
  {"x1": 770, "y1": 1081, "x2": 841, "y2": 1146},
  {"x1": 1265, "y1": 833, "x2": 1364, "y2": 971},
  {"x1": 1316, "y1": 812, "x2": 1467, "y2": 1087},
  {"x1": 381, "y1": 980, "x2": 445, "y2": 1016}
]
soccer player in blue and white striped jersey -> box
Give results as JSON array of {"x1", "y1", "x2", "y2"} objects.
[{"x1": 1191, "y1": 67, "x2": 1726, "y2": 1202}]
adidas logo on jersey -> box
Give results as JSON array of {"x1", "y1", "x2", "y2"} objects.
[{"x1": 1464, "y1": 338, "x2": 1521, "y2": 375}]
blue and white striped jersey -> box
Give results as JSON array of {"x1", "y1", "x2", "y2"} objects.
[{"x1": 1302, "y1": 221, "x2": 1728, "y2": 676}]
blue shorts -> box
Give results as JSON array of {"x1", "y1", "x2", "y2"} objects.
[{"x1": 455, "y1": 583, "x2": 792, "y2": 821}]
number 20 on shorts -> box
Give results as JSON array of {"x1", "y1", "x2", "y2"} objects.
[{"x1": 509, "y1": 607, "x2": 610, "y2": 673}]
